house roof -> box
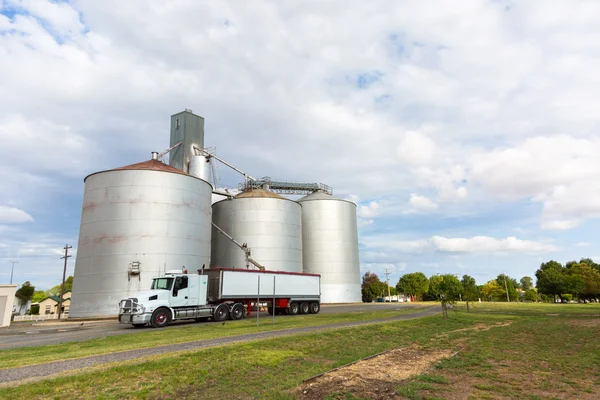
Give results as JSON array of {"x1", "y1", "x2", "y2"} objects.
[{"x1": 37, "y1": 294, "x2": 71, "y2": 304}]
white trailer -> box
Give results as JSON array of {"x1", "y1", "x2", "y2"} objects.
[{"x1": 118, "y1": 268, "x2": 321, "y2": 328}]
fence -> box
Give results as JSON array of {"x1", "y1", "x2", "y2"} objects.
[{"x1": 13, "y1": 314, "x2": 68, "y2": 322}]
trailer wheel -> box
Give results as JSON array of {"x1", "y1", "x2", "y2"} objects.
[
  {"x1": 231, "y1": 303, "x2": 245, "y2": 320},
  {"x1": 309, "y1": 302, "x2": 320, "y2": 314},
  {"x1": 300, "y1": 302, "x2": 310, "y2": 314},
  {"x1": 151, "y1": 308, "x2": 171, "y2": 328},
  {"x1": 214, "y1": 304, "x2": 229, "y2": 322},
  {"x1": 289, "y1": 302, "x2": 300, "y2": 315}
]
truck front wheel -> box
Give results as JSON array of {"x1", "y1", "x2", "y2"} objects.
[{"x1": 151, "y1": 308, "x2": 171, "y2": 328}]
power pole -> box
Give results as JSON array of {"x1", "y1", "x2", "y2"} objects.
[
  {"x1": 504, "y1": 275, "x2": 510, "y2": 303},
  {"x1": 58, "y1": 245, "x2": 72, "y2": 320},
  {"x1": 384, "y1": 268, "x2": 391, "y2": 300},
  {"x1": 9, "y1": 260, "x2": 18, "y2": 284}
]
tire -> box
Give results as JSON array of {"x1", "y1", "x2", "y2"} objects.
[
  {"x1": 309, "y1": 302, "x2": 320, "y2": 314},
  {"x1": 289, "y1": 302, "x2": 299, "y2": 315},
  {"x1": 132, "y1": 323, "x2": 146, "y2": 328},
  {"x1": 213, "y1": 303, "x2": 229, "y2": 322},
  {"x1": 151, "y1": 308, "x2": 171, "y2": 328},
  {"x1": 300, "y1": 302, "x2": 310, "y2": 314},
  {"x1": 267, "y1": 307, "x2": 274, "y2": 315},
  {"x1": 231, "y1": 303, "x2": 245, "y2": 320}
]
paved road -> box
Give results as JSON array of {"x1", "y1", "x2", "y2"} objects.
[
  {"x1": 0, "y1": 305, "x2": 440, "y2": 385},
  {"x1": 0, "y1": 302, "x2": 421, "y2": 350}
]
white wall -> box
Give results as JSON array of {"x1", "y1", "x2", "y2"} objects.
[{"x1": 0, "y1": 285, "x2": 17, "y2": 327}]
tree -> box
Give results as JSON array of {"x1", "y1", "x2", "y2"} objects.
[
  {"x1": 424, "y1": 274, "x2": 444, "y2": 301},
  {"x1": 361, "y1": 272, "x2": 387, "y2": 303},
  {"x1": 396, "y1": 272, "x2": 429, "y2": 301},
  {"x1": 46, "y1": 276, "x2": 74, "y2": 297},
  {"x1": 15, "y1": 281, "x2": 35, "y2": 314},
  {"x1": 520, "y1": 276, "x2": 533, "y2": 291},
  {"x1": 578, "y1": 258, "x2": 600, "y2": 273},
  {"x1": 429, "y1": 274, "x2": 463, "y2": 319},
  {"x1": 31, "y1": 291, "x2": 47, "y2": 303},
  {"x1": 535, "y1": 261, "x2": 566, "y2": 301},
  {"x1": 461, "y1": 275, "x2": 479, "y2": 312},
  {"x1": 496, "y1": 274, "x2": 518, "y2": 302},
  {"x1": 565, "y1": 262, "x2": 600, "y2": 301},
  {"x1": 481, "y1": 281, "x2": 504, "y2": 301},
  {"x1": 524, "y1": 289, "x2": 539, "y2": 302}
]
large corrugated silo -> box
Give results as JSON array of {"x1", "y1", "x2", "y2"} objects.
[
  {"x1": 70, "y1": 157, "x2": 213, "y2": 317},
  {"x1": 298, "y1": 191, "x2": 361, "y2": 303},
  {"x1": 211, "y1": 188, "x2": 303, "y2": 272}
]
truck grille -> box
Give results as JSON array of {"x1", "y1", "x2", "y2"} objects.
[{"x1": 119, "y1": 298, "x2": 139, "y2": 314}]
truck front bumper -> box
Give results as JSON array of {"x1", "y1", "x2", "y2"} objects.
[{"x1": 118, "y1": 313, "x2": 151, "y2": 325}]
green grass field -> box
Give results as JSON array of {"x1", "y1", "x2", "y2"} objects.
[
  {"x1": 0, "y1": 306, "x2": 424, "y2": 369},
  {"x1": 1, "y1": 302, "x2": 598, "y2": 399}
]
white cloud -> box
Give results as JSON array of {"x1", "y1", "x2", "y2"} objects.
[
  {"x1": 396, "y1": 130, "x2": 435, "y2": 166},
  {"x1": 358, "y1": 201, "x2": 380, "y2": 218},
  {"x1": 0, "y1": 206, "x2": 33, "y2": 224},
  {"x1": 430, "y1": 236, "x2": 557, "y2": 254},
  {"x1": 405, "y1": 193, "x2": 438, "y2": 214},
  {"x1": 362, "y1": 235, "x2": 558, "y2": 255},
  {"x1": 574, "y1": 242, "x2": 591, "y2": 247}
]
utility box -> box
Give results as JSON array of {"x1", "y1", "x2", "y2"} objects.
[{"x1": 169, "y1": 110, "x2": 205, "y2": 173}]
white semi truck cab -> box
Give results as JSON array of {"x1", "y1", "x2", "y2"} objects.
[{"x1": 118, "y1": 268, "x2": 321, "y2": 328}]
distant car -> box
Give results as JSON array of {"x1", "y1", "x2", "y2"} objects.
[{"x1": 376, "y1": 297, "x2": 385, "y2": 302}]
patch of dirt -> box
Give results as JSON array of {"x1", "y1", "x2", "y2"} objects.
[
  {"x1": 298, "y1": 346, "x2": 453, "y2": 400},
  {"x1": 568, "y1": 318, "x2": 600, "y2": 328},
  {"x1": 446, "y1": 321, "x2": 513, "y2": 334},
  {"x1": 433, "y1": 321, "x2": 514, "y2": 340}
]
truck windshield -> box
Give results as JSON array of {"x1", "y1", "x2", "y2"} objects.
[{"x1": 151, "y1": 278, "x2": 173, "y2": 290}]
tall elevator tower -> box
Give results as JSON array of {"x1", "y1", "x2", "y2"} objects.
[{"x1": 169, "y1": 110, "x2": 205, "y2": 173}]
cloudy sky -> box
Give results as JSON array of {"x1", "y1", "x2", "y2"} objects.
[{"x1": 2, "y1": 0, "x2": 600, "y2": 290}]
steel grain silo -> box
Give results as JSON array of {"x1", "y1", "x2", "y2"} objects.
[
  {"x1": 298, "y1": 191, "x2": 361, "y2": 303},
  {"x1": 70, "y1": 157, "x2": 212, "y2": 317},
  {"x1": 211, "y1": 189, "x2": 303, "y2": 272}
]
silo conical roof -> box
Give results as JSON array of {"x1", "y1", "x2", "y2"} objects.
[
  {"x1": 298, "y1": 191, "x2": 355, "y2": 204},
  {"x1": 85, "y1": 159, "x2": 192, "y2": 182},
  {"x1": 234, "y1": 188, "x2": 285, "y2": 199},
  {"x1": 114, "y1": 159, "x2": 190, "y2": 175}
]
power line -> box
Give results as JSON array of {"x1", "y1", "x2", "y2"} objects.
[
  {"x1": 384, "y1": 268, "x2": 391, "y2": 300},
  {"x1": 57, "y1": 245, "x2": 72, "y2": 320},
  {"x1": 9, "y1": 260, "x2": 18, "y2": 284}
]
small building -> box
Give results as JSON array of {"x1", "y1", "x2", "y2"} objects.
[
  {"x1": 32, "y1": 291, "x2": 71, "y2": 316},
  {"x1": 0, "y1": 284, "x2": 18, "y2": 327}
]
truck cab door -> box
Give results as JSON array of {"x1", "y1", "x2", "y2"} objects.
[{"x1": 170, "y1": 276, "x2": 189, "y2": 307}]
